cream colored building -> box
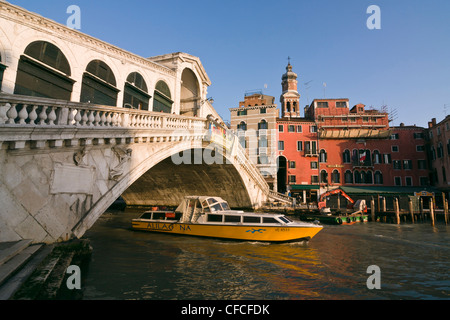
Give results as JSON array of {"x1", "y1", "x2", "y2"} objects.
[{"x1": 230, "y1": 92, "x2": 279, "y2": 190}]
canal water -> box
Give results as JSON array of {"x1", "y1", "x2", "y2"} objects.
[{"x1": 81, "y1": 208, "x2": 450, "y2": 300}]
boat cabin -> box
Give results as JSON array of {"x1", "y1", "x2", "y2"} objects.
[{"x1": 138, "y1": 196, "x2": 295, "y2": 226}]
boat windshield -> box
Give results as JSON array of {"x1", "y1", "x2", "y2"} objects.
[
  {"x1": 221, "y1": 202, "x2": 230, "y2": 210},
  {"x1": 279, "y1": 216, "x2": 293, "y2": 224},
  {"x1": 210, "y1": 203, "x2": 223, "y2": 212}
]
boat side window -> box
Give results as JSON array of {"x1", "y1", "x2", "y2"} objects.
[
  {"x1": 224, "y1": 215, "x2": 241, "y2": 223},
  {"x1": 262, "y1": 217, "x2": 279, "y2": 224},
  {"x1": 243, "y1": 216, "x2": 261, "y2": 223},
  {"x1": 210, "y1": 203, "x2": 223, "y2": 212},
  {"x1": 153, "y1": 212, "x2": 166, "y2": 220},
  {"x1": 207, "y1": 214, "x2": 223, "y2": 222},
  {"x1": 140, "y1": 212, "x2": 153, "y2": 219}
]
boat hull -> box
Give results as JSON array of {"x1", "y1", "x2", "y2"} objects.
[{"x1": 132, "y1": 220, "x2": 323, "y2": 242}]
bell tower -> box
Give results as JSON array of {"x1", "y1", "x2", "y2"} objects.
[{"x1": 280, "y1": 58, "x2": 301, "y2": 118}]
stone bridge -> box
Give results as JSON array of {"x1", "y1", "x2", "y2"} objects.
[{"x1": 0, "y1": 94, "x2": 291, "y2": 244}]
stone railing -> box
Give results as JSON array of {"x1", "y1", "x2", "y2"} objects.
[
  {"x1": 206, "y1": 115, "x2": 270, "y2": 195},
  {"x1": 268, "y1": 190, "x2": 294, "y2": 205},
  {"x1": 0, "y1": 93, "x2": 206, "y2": 130}
]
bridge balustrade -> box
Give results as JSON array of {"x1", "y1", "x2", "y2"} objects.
[{"x1": 0, "y1": 93, "x2": 206, "y2": 131}]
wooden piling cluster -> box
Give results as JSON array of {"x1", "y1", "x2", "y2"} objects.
[{"x1": 370, "y1": 195, "x2": 449, "y2": 225}]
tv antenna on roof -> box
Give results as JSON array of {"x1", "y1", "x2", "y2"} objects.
[
  {"x1": 304, "y1": 80, "x2": 313, "y2": 104},
  {"x1": 444, "y1": 104, "x2": 450, "y2": 117}
]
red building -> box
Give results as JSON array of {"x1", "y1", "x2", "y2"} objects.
[{"x1": 275, "y1": 63, "x2": 429, "y2": 203}]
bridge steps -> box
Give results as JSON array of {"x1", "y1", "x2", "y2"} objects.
[{"x1": 0, "y1": 240, "x2": 52, "y2": 300}]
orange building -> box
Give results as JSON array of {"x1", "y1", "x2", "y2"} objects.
[{"x1": 276, "y1": 63, "x2": 429, "y2": 203}]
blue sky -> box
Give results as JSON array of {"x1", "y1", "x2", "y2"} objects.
[{"x1": 8, "y1": 0, "x2": 450, "y2": 127}]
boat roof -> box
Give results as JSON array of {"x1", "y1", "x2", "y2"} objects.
[{"x1": 184, "y1": 196, "x2": 226, "y2": 202}]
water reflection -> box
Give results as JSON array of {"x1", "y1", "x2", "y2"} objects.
[{"x1": 82, "y1": 210, "x2": 450, "y2": 300}]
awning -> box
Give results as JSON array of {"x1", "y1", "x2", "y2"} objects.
[
  {"x1": 339, "y1": 186, "x2": 441, "y2": 196},
  {"x1": 290, "y1": 185, "x2": 320, "y2": 190}
]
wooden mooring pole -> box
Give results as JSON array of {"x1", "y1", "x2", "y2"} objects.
[
  {"x1": 445, "y1": 199, "x2": 448, "y2": 225},
  {"x1": 420, "y1": 198, "x2": 424, "y2": 222},
  {"x1": 395, "y1": 198, "x2": 400, "y2": 225},
  {"x1": 371, "y1": 198, "x2": 375, "y2": 222},
  {"x1": 429, "y1": 198, "x2": 435, "y2": 227},
  {"x1": 409, "y1": 198, "x2": 414, "y2": 223}
]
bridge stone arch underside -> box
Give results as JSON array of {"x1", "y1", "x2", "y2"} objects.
[
  {"x1": 73, "y1": 140, "x2": 262, "y2": 239},
  {"x1": 0, "y1": 135, "x2": 266, "y2": 244}
]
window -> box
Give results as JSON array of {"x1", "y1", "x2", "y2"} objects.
[
  {"x1": 418, "y1": 160, "x2": 427, "y2": 170},
  {"x1": 361, "y1": 170, "x2": 373, "y2": 184},
  {"x1": 331, "y1": 170, "x2": 340, "y2": 184},
  {"x1": 437, "y1": 143, "x2": 444, "y2": 158},
  {"x1": 343, "y1": 150, "x2": 351, "y2": 163},
  {"x1": 297, "y1": 141, "x2": 303, "y2": 151},
  {"x1": 443, "y1": 167, "x2": 447, "y2": 182},
  {"x1": 297, "y1": 125, "x2": 302, "y2": 132},
  {"x1": 224, "y1": 215, "x2": 241, "y2": 223},
  {"x1": 319, "y1": 149, "x2": 327, "y2": 163},
  {"x1": 431, "y1": 146, "x2": 436, "y2": 160},
  {"x1": 310, "y1": 126, "x2": 317, "y2": 133},
  {"x1": 243, "y1": 216, "x2": 260, "y2": 223},
  {"x1": 311, "y1": 175, "x2": 319, "y2": 184},
  {"x1": 394, "y1": 177, "x2": 402, "y2": 186},
  {"x1": 0, "y1": 53, "x2": 6, "y2": 91},
  {"x1": 80, "y1": 60, "x2": 118, "y2": 106},
  {"x1": 390, "y1": 133, "x2": 399, "y2": 140},
  {"x1": 278, "y1": 124, "x2": 284, "y2": 132},
  {"x1": 405, "y1": 177, "x2": 413, "y2": 186},
  {"x1": 374, "y1": 171, "x2": 383, "y2": 184},
  {"x1": 414, "y1": 132, "x2": 424, "y2": 139},
  {"x1": 305, "y1": 141, "x2": 317, "y2": 155},
  {"x1": 317, "y1": 101, "x2": 328, "y2": 108},
  {"x1": 320, "y1": 170, "x2": 328, "y2": 183},
  {"x1": 392, "y1": 146, "x2": 399, "y2": 152},
  {"x1": 416, "y1": 145, "x2": 425, "y2": 152},
  {"x1": 258, "y1": 137, "x2": 268, "y2": 148},
  {"x1": 258, "y1": 120, "x2": 268, "y2": 130},
  {"x1": 237, "y1": 121, "x2": 247, "y2": 131},
  {"x1": 373, "y1": 150, "x2": 381, "y2": 164},
  {"x1": 403, "y1": 160, "x2": 413, "y2": 170},
  {"x1": 153, "y1": 80, "x2": 173, "y2": 113},
  {"x1": 239, "y1": 137, "x2": 246, "y2": 148},
  {"x1": 288, "y1": 175, "x2": 296, "y2": 183},
  {"x1": 344, "y1": 170, "x2": 353, "y2": 184},
  {"x1": 258, "y1": 156, "x2": 269, "y2": 164},
  {"x1": 15, "y1": 41, "x2": 74, "y2": 100},
  {"x1": 278, "y1": 141, "x2": 284, "y2": 151},
  {"x1": 383, "y1": 154, "x2": 392, "y2": 164},
  {"x1": 289, "y1": 161, "x2": 296, "y2": 169},
  {"x1": 311, "y1": 162, "x2": 318, "y2": 169},
  {"x1": 420, "y1": 177, "x2": 428, "y2": 186},
  {"x1": 124, "y1": 72, "x2": 150, "y2": 110},
  {"x1": 237, "y1": 109, "x2": 247, "y2": 116},
  {"x1": 393, "y1": 160, "x2": 402, "y2": 170},
  {"x1": 260, "y1": 108, "x2": 266, "y2": 114},
  {"x1": 263, "y1": 217, "x2": 279, "y2": 224},
  {"x1": 336, "y1": 101, "x2": 347, "y2": 108},
  {"x1": 288, "y1": 125, "x2": 295, "y2": 132},
  {"x1": 354, "y1": 170, "x2": 362, "y2": 184},
  {"x1": 207, "y1": 214, "x2": 223, "y2": 222}
]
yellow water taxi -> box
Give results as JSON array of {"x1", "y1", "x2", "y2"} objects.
[{"x1": 132, "y1": 196, "x2": 323, "y2": 242}]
